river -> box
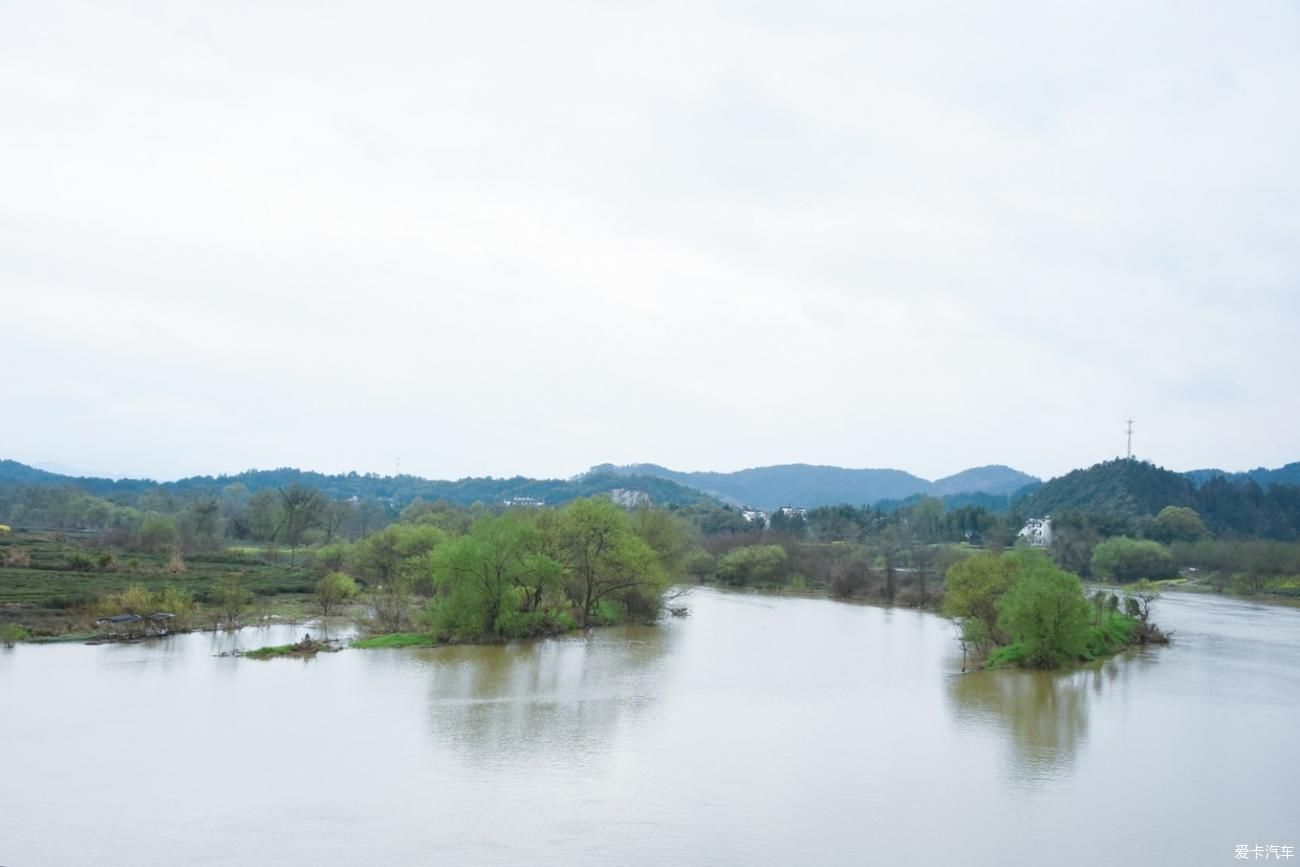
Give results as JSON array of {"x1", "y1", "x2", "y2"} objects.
[{"x1": 1, "y1": 587, "x2": 1296, "y2": 865}]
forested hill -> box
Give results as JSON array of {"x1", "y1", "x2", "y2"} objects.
[
  {"x1": 0, "y1": 460, "x2": 713, "y2": 507},
  {"x1": 1016, "y1": 459, "x2": 1300, "y2": 539},
  {"x1": 1184, "y1": 461, "x2": 1300, "y2": 489},
  {"x1": 1016, "y1": 460, "x2": 1196, "y2": 517},
  {"x1": 592, "y1": 462, "x2": 1039, "y2": 509}
]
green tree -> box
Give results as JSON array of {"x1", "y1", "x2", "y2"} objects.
[
  {"x1": 1148, "y1": 506, "x2": 1210, "y2": 544},
  {"x1": 277, "y1": 484, "x2": 326, "y2": 565},
  {"x1": 1090, "y1": 537, "x2": 1176, "y2": 583},
  {"x1": 137, "y1": 512, "x2": 180, "y2": 553},
  {"x1": 214, "y1": 573, "x2": 251, "y2": 628},
  {"x1": 555, "y1": 498, "x2": 665, "y2": 625},
  {"x1": 431, "y1": 516, "x2": 563, "y2": 639},
  {"x1": 716, "y1": 545, "x2": 789, "y2": 586},
  {"x1": 941, "y1": 551, "x2": 1020, "y2": 644},
  {"x1": 316, "y1": 571, "x2": 359, "y2": 618},
  {"x1": 996, "y1": 558, "x2": 1093, "y2": 669},
  {"x1": 629, "y1": 507, "x2": 698, "y2": 577},
  {"x1": 349, "y1": 524, "x2": 446, "y2": 591}
]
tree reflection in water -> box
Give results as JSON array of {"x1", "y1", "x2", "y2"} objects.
[
  {"x1": 948, "y1": 665, "x2": 1100, "y2": 782},
  {"x1": 419, "y1": 624, "x2": 672, "y2": 762}
]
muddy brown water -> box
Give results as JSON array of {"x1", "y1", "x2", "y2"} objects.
[{"x1": 1, "y1": 587, "x2": 1296, "y2": 865}]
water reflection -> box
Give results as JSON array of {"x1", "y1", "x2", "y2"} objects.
[
  {"x1": 948, "y1": 667, "x2": 1091, "y2": 782},
  {"x1": 421, "y1": 625, "x2": 673, "y2": 761}
]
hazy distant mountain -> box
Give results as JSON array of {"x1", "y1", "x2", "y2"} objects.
[
  {"x1": 0, "y1": 460, "x2": 713, "y2": 507},
  {"x1": 1184, "y1": 462, "x2": 1300, "y2": 489},
  {"x1": 931, "y1": 465, "x2": 1040, "y2": 497},
  {"x1": 591, "y1": 462, "x2": 1040, "y2": 509}
]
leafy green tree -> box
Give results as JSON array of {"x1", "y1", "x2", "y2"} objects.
[
  {"x1": 716, "y1": 544, "x2": 789, "y2": 586},
  {"x1": 349, "y1": 524, "x2": 446, "y2": 590},
  {"x1": 629, "y1": 507, "x2": 698, "y2": 577},
  {"x1": 431, "y1": 516, "x2": 563, "y2": 639},
  {"x1": 1090, "y1": 537, "x2": 1176, "y2": 583},
  {"x1": 941, "y1": 551, "x2": 1020, "y2": 643},
  {"x1": 214, "y1": 573, "x2": 251, "y2": 628},
  {"x1": 996, "y1": 558, "x2": 1093, "y2": 669},
  {"x1": 1148, "y1": 506, "x2": 1210, "y2": 543},
  {"x1": 554, "y1": 497, "x2": 665, "y2": 625},
  {"x1": 245, "y1": 490, "x2": 282, "y2": 542},
  {"x1": 316, "y1": 571, "x2": 359, "y2": 618},
  {"x1": 137, "y1": 512, "x2": 180, "y2": 553}
]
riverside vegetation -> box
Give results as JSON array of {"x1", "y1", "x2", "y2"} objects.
[{"x1": 4, "y1": 459, "x2": 1298, "y2": 668}]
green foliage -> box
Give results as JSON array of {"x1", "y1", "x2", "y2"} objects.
[
  {"x1": 349, "y1": 524, "x2": 446, "y2": 592},
  {"x1": 1083, "y1": 611, "x2": 1140, "y2": 658},
  {"x1": 315, "y1": 571, "x2": 359, "y2": 617},
  {"x1": 138, "y1": 512, "x2": 180, "y2": 553},
  {"x1": 716, "y1": 545, "x2": 789, "y2": 586},
  {"x1": 1, "y1": 623, "x2": 31, "y2": 646},
  {"x1": 1148, "y1": 506, "x2": 1210, "y2": 543},
  {"x1": 995, "y1": 558, "x2": 1093, "y2": 669},
  {"x1": 556, "y1": 497, "x2": 666, "y2": 625},
  {"x1": 428, "y1": 515, "x2": 564, "y2": 640},
  {"x1": 941, "y1": 551, "x2": 1020, "y2": 640},
  {"x1": 1017, "y1": 459, "x2": 1195, "y2": 521},
  {"x1": 1090, "y1": 537, "x2": 1176, "y2": 583},
  {"x1": 98, "y1": 584, "x2": 197, "y2": 628},
  {"x1": 351, "y1": 632, "x2": 435, "y2": 649}
]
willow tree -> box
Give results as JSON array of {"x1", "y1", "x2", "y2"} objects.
[
  {"x1": 431, "y1": 516, "x2": 562, "y2": 639},
  {"x1": 555, "y1": 498, "x2": 665, "y2": 625}
]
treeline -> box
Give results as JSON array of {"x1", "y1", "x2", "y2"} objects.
[
  {"x1": 0, "y1": 461, "x2": 711, "y2": 508},
  {"x1": 0, "y1": 482, "x2": 392, "y2": 556}
]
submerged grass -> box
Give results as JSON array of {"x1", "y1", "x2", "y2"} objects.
[{"x1": 351, "y1": 632, "x2": 436, "y2": 649}]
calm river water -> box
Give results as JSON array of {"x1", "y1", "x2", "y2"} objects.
[{"x1": 1, "y1": 587, "x2": 1296, "y2": 866}]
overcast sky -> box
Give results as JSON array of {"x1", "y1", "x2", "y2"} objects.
[{"x1": 2, "y1": 1, "x2": 1297, "y2": 483}]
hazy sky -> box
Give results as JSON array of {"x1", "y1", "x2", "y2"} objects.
[{"x1": 3, "y1": 1, "x2": 1297, "y2": 483}]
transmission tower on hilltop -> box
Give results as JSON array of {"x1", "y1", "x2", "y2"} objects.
[{"x1": 1125, "y1": 419, "x2": 1134, "y2": 460}]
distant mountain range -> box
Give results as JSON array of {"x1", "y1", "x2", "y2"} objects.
[
  {"x1": 2, "y1": 457, "x2": 1297, "y2": 523},
  {"x1": 588, "y1": 463, "x2": 1040, "y2": 509},
  {"x1": 0, "y1": 460, "x2": 712, "y2": 507}
]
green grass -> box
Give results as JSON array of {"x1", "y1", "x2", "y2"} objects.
[
  {"x1": 351, "y1": 632, "x2": 436, "y2": 649},
  {"x1": 985, "y1": 642, "x2": 1028, "y2": 668},
  {"x1": 1082, "y1": 612, "x2": 1140, "y2": 659}
]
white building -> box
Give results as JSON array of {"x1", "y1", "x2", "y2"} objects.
[
  {"x1": 1018, "y1": 516, "x2": 1053, "y2": 548},
  {"x1": 503, "y1": 496, "x2": 545, "y2": 508}
]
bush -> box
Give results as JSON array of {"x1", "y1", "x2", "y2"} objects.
[
  {"x1": 1090, "y1": 537, "x2": 1176, "y2": 583},
  {"x1": 716, "y1": 545, "x2": 788, "y2": 586},
  {"x1": 996, "y1": 558, "x2": 1093, "y2": 669},
  {"x1": 315, "y1": 571, "x2": 359, "y2": 617},
  {"x1": 1, "y1": 623, "x2": 31, "y2": 646}
]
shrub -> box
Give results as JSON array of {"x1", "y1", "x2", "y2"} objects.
[
  {"x1": 1090, "y1": 537, "x2": 1176, "y2": 583},
  {"x1": 716, "y1": 545, "x2": 788, "y2": 585},
  {"x1": 996, "y1": 559, "x2": 1093, "y2": 669},
  {"x1": 1, "y1": 623, "x2": 31, "y2": 646}
]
